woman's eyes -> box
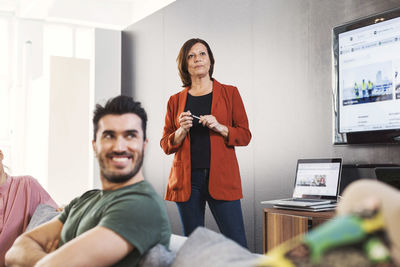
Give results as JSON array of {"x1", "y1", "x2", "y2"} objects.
[{"x1": 188, "y1": 52, "x2": 206, "y2": 59}]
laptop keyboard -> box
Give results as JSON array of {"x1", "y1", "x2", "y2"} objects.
[{"x1": 292, "y1": 198, "x2": 326, "y2": 202}]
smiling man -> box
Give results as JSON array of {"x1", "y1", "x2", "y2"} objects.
[{"x1": 5, "y1": 96, "x2": 171, "y2": 267}]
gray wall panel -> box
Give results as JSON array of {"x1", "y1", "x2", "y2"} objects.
[
  {"x1": 253, "y1": 0, "x2": 313, "y2": 253},
  {"x1": 122, "y1": 0, "x2": 400, "y2": 253},
  {"x1": 122, "y1": 13, "x2": 167, "y2": 198},
  {"x1": 94, "y1": 29, "x2": 122, "y2": 189}
]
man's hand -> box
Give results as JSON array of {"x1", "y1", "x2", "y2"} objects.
[
  {"x1": 6, "y1": 218, "x2": 134, "y2": 267},
  {"x1": 5, "y1": 218, "x2": 63, "y2": 267},
  {"x1": 44, "y1": 238, "x2": 60, "y2": 253},
  {"x1": 5, "y1": 235, "x2": 48, "y2": 267},
  {"x1": 35, "y1": 226, "x2": 134, "y2": 267}
]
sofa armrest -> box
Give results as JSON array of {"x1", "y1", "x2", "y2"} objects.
[{"x1": 26, "y1": 204, "x2": 59, "y2": 232}]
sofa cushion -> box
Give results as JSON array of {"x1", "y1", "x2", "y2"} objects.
[
  {"x1": 139, "y1": 244, "x2": 175, "y2": 267},
  {"x1": 26, "y1": 204, "x2": 59, "y2": 232},
  {"x1": 169, "y1": 234, "x2": 187, "y2": 253},
  {"x1": 171, "y1": 227, "x2": 259, "y2": 267}
]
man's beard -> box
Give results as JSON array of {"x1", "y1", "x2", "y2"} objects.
[{"x1": 99, "y1": 150, "x2": 144, "y2": 184}]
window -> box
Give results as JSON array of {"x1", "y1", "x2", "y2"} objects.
[{"x1": 0, "y1": 18, "x2": 94, "y2": 190}]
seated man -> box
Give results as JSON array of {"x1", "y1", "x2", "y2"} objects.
[{"x1": 6, "y1": 96, "x2": 171, "y2": 267}]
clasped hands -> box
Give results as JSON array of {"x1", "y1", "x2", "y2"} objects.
[{"x1": 178, "y1": 111, "x2": 227, "y2": 137}]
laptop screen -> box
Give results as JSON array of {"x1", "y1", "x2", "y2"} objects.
[{"x1": 292, "y1": 158, "x2": 342, "y2": 199}]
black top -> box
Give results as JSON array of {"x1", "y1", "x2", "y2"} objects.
[{"x1": 185, "y1": 92, "x2": 212, "y2": 169}]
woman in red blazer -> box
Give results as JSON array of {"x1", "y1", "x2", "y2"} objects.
[{"x1": 160, "y1": 38, "x2": 251, "y2": 247}]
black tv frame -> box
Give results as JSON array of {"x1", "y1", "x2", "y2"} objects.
[{"x1": 333, "y1": 7, "x2": 400, "y2": 145}]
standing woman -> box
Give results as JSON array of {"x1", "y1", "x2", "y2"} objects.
[
  {"x1": 160, "y1": 38, "x2": 251, "y2": 247},
  {"x1": 0, "y1": 149, "x2": 58, "y2": 266}
]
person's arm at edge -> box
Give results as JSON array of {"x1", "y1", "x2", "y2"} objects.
[
  {"x1": 5, "y1": 218, "x2": 63, "y2": 267},
  {"x1": 6, "y1": 220, "x2": 134, "y2": 267},
  {"x1": 35, "y1": 226, "x2": 134, "y2": 267},
  {"x1": 30, "y1": 177, "x2": 59, "y2": 210}
]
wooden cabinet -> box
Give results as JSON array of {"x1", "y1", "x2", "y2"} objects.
[{"x1": 263, "y1": 208, "x2": 335, "y2": 253}]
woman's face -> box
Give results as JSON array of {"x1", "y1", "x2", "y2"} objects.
[{"x1": 186, "y1": 42, "x2": 211, "y2": 79}]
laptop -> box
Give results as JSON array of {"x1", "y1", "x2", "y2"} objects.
[
  {"x1": 272, "y1": 203, "x2": 338, "y2": 212},
  {"x1": 261, "y1": 158, "x2": 342, "y2": 207}
]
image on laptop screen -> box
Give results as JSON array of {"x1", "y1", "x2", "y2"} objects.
[{"x1": 293, "y1": 159, "x2": 342, "y2": 199}]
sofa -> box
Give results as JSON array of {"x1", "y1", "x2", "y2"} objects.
[{"x1": 26, "y1": 204, "x2": 260, "y2": 267}]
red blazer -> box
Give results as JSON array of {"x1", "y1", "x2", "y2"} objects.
[{"x1": 160, "y1": 79, "x2": 251, "y2": 202}]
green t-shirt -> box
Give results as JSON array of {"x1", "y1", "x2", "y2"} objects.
[{"x1": 58, "y1": 180, "x2": 171, "y2": 267}]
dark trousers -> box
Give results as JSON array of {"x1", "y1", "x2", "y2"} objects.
[{"x1": 176, "y1": 168, "x2": 248, "y2": 248}]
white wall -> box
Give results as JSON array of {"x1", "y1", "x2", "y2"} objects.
[
  {"x1": 1, "y1": 16, "x2": 122, "y2": 204},
  {"x1": 48, "y1": 56, "x2": 91, "y2": 205}
]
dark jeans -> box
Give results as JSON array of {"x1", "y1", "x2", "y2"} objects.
[{"x1": 176, "y1": 168, "x2": 248, "y2": 248}]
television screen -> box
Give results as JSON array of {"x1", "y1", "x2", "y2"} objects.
[{"x1": 333, "y1": 7, "x2": 400, "y2": 144}]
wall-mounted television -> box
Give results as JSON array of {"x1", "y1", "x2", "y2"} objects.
[{"x1": 333, "y1": 7, "x2": 400, "y2": 144}]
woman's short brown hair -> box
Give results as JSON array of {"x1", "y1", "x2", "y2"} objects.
[{"x1": 176, "y1": 38, "x2": 215, "y2": 87}]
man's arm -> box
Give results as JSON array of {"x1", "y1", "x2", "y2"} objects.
[
  {"x1": 35, "y1": 226, "x2": 134, "y2": 267},
  {"x1": 6, "y1": 219, "x2": 134, "y2": 267},
  {"x1": 5, "y1": 218, "x2": 63, "y2": 267}
]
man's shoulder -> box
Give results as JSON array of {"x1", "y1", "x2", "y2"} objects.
[
  {"x1": 80, "y1": 189, "x2": 101, "y2": 198},
  {"x1": 100, "y1": 181, "x2": 171, "y2": 253},
  {"x1": 111, "y1": 181, "x2": 159, "y2": 201},
  {"x1": 107, "y1": 181, "x2": 166, "y2": 213},
  {"x1": 70, "y1": 189, "x2": 101, "y2": 205}
]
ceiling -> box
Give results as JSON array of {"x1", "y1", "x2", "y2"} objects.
[{"x1": 0, "y1": 0, "x2": 176, "y2": 30}]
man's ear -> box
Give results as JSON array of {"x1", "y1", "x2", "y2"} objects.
[
  {"x1": 92, "y1": 140, "x2": 98, "y2": 157},
  {"x1": 143, "y1": 138, "x2": 148, "y2": 152}
]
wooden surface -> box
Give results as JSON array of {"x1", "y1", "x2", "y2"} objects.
[{"x1": 263, "y1": 208, "x2": 335, "y2": 253}]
